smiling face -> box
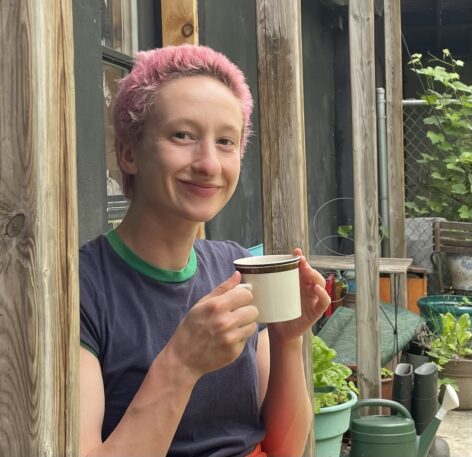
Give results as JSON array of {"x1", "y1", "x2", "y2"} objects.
[{"x1": 118, "y1": 75, "x2": 244, "y2": 226}]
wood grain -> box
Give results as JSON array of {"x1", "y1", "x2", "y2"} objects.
[
  {"x1": 309, "y1": 255, "x2": 412, "y2": 274},
  {"x1": 255, "y1": 1, "x2": 314, "y2": 455},
  {"x1": 0, "y1": 1, "x2": 79, "y2": 455},
  {"x1": 161, "y1": 0, "x2": 199, "y2": 46},
  {"x1": 349, "y1": 0, "x2": 382, "y2": 400},
  {"x1": 384, "y1": 0, "x2": 407, "y2": 309}
]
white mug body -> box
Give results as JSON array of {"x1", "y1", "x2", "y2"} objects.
[{"x1": 234, "y1": 255, "x2": 302, "y2": 323}]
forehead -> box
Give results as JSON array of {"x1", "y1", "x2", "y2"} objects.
[{"x1": 148, "y1": 75, "x2": 243, "y2": 126}]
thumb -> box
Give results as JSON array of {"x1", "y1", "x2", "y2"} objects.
[{"x1": 204, "y1": 271, "x2": 241, "y2": 299}]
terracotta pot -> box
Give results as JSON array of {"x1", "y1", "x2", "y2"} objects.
[
  {"x1": 441, "y1": 358, "x2": 472, "y2": 410},
  {"x1": 347, "y1": 365, "x2": 393, "y2": 415}
]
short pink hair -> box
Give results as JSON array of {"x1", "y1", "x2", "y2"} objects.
[{"x1": 112, "y1": 45, "x2": 254, "y2": 196}]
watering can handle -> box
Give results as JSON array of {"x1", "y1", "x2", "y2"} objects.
[{"x1": 350, "y1": 399, "x2": 413, "y2": 420}]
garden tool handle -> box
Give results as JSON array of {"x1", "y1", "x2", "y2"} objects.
[{"x1": 350, "y1": 399, "x2": 413, "y2": 420}]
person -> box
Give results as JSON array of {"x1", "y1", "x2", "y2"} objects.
[{"x1": 79, "y1": 44, "x2": 330, "y2": 457}]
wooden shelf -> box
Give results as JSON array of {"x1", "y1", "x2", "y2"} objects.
[{"x1": 309, "y1": 255, "x2": 413, "y2": 274}]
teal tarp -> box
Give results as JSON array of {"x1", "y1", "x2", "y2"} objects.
[{"x1": 317, "y1": 304, "x2": 425, "y2": 366}]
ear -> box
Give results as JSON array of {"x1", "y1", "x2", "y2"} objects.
[{"x1": 116, "y1": 142, "x2": 138, "y2": 175}]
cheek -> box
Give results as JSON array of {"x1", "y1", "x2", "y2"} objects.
[{"x1": 225, "y1": 158, "x2": 241, "y2": 188}]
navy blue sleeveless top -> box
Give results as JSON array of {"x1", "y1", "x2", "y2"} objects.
[{"x1": 80, "y1": 231, "x2": 265, "y2": 457}]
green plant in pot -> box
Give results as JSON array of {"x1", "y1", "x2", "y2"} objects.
[
  {"x1": 312, "y1": 335, "x2": 358, "y2": 457},
  {"x1": 407, "y1": 50, "x2": 472, "y2": 222},
  {"x1": 427, "y1": 312, "x2": 472, "y2": 410}
]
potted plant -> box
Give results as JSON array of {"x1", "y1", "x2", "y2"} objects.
[
  {"x1": 405, "y1": 323, "x2": 435, "y2": 370},
  {"x1": 312, "y1": 335, "x2": 358, "y2": 457},
  {"x1": 417, "y1": 294, "x2": 472, "y2": 331},
  {"x1": 346, "y1": 365, "x2": 393, "y2": 415},
  {"x1": 427, "y1": 312, "x2": 472, "y2": 410}
]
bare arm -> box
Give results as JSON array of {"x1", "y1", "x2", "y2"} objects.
[
  {"x1": 259, "y1": 334, "x2": 312, "y2": 457},
  {"x1": 80, "y1": 272, "x2": 258, "y2": 457},
  {"x1": 80, "y1": 345, "x2": 198, "y2": 457}
]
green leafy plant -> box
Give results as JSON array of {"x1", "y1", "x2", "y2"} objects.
[
  {"x1": 461, "y1": 296, "x2": 472, "y2": 306},
  {"x1": 427, "y1": 312, "x2": 472, "y2": 368},
  {"x1": 312, "y1": 335, "x2": 358, "y2": 413},
  {"x1": 337, "y1": 223, "x2": 389, "y2": 241},
  {"x1": 381, "y1": 367, "x2": 393, "y2": 379},
  {"x1": 407, "y1": 50, "x2": 472, "y2": 221}
]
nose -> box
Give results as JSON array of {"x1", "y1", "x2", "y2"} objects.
[{"x1": 192, "y1": 139, "x2": 222, "y2": 176}]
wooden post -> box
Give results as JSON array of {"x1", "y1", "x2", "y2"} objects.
[
  {"x1": 349, "y1": 0, "x2": 381, "y2": 399},
  {"x1": 0, "y1": 1, "x2": 79, "y2": 456},
  {"x1": 255, "y1": 1, "x2": 314, "y2": 455},
  {"x1": 161, "y1": 0, "x2": 199, "y2": 46},
  {"x1": 384, "y1": 0, "x2": 408, "y2": 308},
  {"x1": 161, "y1": 0, "x2": 205, "y2": 240}
]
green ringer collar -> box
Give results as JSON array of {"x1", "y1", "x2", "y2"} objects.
[{"x1": 105, "y1": 229, "x2": 197, "y2": 283}]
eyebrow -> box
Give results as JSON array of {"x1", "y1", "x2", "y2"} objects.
[{"x1": 161, "y1": 117, "x2": 242, "y2": 135}]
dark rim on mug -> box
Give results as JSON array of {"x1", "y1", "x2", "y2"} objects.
[{"x1": 233, "y1": 255, "x2": 300, "y2": 275}]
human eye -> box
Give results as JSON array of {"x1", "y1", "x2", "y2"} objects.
[
  {"x1": 173, "y1": 131, "x2": 193, "y2": 141},
  {"x1": 216, "y1": 137, "x2": 237, "y2": 150}
]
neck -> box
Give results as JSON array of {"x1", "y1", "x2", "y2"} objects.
[{"x1": 116, "y1": 204, "x2": 200, "y2": 271}]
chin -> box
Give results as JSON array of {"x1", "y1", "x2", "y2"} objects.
[
  {"x1": 183, "y1": 200, "x2": 228, "y2": 223},
  {"x1": 186, "y1": 207, "x2": 224, "y2": 224}
]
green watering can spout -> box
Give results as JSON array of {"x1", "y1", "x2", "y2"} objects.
[{"x1": 417, "y1": 385, "x2": 460, "y2": 457}]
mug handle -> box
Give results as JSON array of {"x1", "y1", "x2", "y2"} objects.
[{"x1": 236, "y1": 283, "x2": 252, "y2": 291}]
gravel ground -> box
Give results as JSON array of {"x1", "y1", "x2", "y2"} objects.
[{"x1": 437, "y1": 409, "x2": 472, "y2": 457}]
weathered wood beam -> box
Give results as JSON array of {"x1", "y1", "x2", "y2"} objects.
[
  {"x1": 349, "y1": 0, "x2": 381, "y2": 399},
  {"x1": 0, "y1": 0, "x2": 79, "y2": 455},
  {"x1": 161, "y1": 0, "x2": 199, "y2": 46},
  {"x1": 255, "y1": 1, "x2": 314, "y2": 455},
  {"x1": 385, "y1": 0, "x2": 407, "y2": 309}
]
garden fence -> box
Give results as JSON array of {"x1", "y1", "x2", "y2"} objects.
[{"x1": 403, "y1": 99, "x2": 446, "y2": 293}]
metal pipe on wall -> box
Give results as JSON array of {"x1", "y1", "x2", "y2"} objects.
[{"x1": 377, "y1": 87, "x2": 390, "y2": 257}]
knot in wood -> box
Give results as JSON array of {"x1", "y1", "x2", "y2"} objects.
[
  {"x1": 181, "y1": 23, "x2": 194, "y2": 38},
  {"x1": 6, "y1": 213, "x2": 25, "y2": 237}
]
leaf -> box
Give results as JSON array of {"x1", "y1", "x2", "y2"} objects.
[
  {"x1": 337, "y1": 225, "x2": 353, "y2": 238},
  {"x1": 460, "y1": 152, "x2": 472, "y2": 164},
  {"x1": 424, "y1": 94, "x2": 438, "y2": 105},
  {"x1": 458, "y1": 206, "x2": 472, "y2": 219},
  {"x1": 431, "y1": 172, "x2": 446, "y2": 180},
  {"x1": 446, "y1": 163, "x2": 466, "y2": 173},
  {"x1": 452, "y1": 81, "x2": 472, "y2": 93},
  {"x1": 451, "y1": 183, "x2": 467, "y2": 194}
]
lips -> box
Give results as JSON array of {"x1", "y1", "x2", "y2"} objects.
[{"x1": 178, "y1": 180, "x2": 222, "y2": 197}]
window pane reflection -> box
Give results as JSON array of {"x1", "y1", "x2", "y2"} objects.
[
  {"x1": 103, "y1": 62, "x2": 129, "y2": 226},
  {"x1": 101, "y1": 0, "x2": 137, "y2": 55},
  {"x1": 103, "y1": 62, "x2": 127, "y2": 195}
]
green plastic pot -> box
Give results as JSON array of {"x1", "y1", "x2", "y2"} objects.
[
  {"x1": 417, "y1": 295, "x2": 472, "y2": 331},
  {"x1": 314, "y1": 391, "x2": 357, "y2": 457}
]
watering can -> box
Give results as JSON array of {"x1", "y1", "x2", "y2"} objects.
[{"x1": 348, "y1": 384, "x2": 459, "y2": 457}]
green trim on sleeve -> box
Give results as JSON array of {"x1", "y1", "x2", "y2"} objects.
[
  {"x1": 105, "y1": 229, "x2": 197, "y2": 283},
  {"x1": 80, "y1": 341, "x2": 99, "y2": 359}
]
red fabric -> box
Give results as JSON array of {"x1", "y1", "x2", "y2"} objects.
[
  {"x1": 246, "y1": 443, "x2": 267, "y2": 457},
  {"x1": 324, "y1": 273, "x2": 336, "y2": 317}
]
